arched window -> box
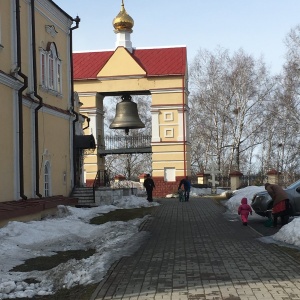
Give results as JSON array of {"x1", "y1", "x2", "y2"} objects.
[
  {"x1": 44, "y1": 161, "x2": 51, "y2": 197},
  {"x1": 40, "y1": 42, "x2": 62, "y2": 94}
]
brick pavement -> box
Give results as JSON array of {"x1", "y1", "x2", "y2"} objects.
[{"x1": 91, "y1": 198, "x2": 300, "y2": 300}]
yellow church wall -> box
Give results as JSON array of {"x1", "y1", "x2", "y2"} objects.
[
  {"x1": 0, "y1": 0, "x2": 77, "y2": 203},
  {"x1": 84, "y1": 164, "x2": 98, "y2": 174},
  {"x1": 34, "y1": 5, "x2": 71, "y2": 111},
  {"x1": 79, "y1": 96, "x2": 97, "y2": 109},
  {"x1": 152, "y1": 152, "x2": 185, "y2": 161},
  {"x1": 20, "y1": 1, "x2": 31, "y2": 80},
  {"x1": 0, "y1": 87, "x2": 14, "y2": 201},
  {"x1": 151, "y1": 142, "x2": 191, "y2": 178},
  {"x1": 15, "y1": 106, "x2": 73, "y2": 199},
  {"x1": 84, "y1": 155, "x2": 98, "y2": 164},
  {"x1": 151, "y1": 92, "x2": 185, "y2": 106},
  {"x1": 98, "y1": 47, "x2": 146, "y2": 77},
  {"x1": 22, "y1": 105, "x2": 34, "y2": 196},
  {"x1": 0, "y1": 1, "x2": 12, "y2": 72},
  {"x1": 152, "y1": 144, "x2": 184, "y2": 152},
  {"x1": 74, "y1": 76, "x2": 183, "y2": 95},
  {"x1": 38, "y1": 112, "x2": 72, "y2": 196}
]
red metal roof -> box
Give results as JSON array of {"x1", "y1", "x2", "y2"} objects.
[{"x1": 73, "y1": 47, "x2": 187, "y2": 80}]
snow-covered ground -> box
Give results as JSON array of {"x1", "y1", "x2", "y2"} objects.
[
  {"x1": 224, "y1": 185, "x2": 300, "y2": 248},
  {"x1": 1, "y1": 185, "x2": 300, "y2": 299}
]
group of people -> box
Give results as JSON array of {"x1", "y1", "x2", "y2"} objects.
[
  {"x1": 238, "y1": 182, "x2": 290, "y2": 227},
  {"x1": 144, "y1": 173, "x2": 290, "y2": 228},
  {"x1": 143, "y1": 174, "x2": 191, "y2": 203}
]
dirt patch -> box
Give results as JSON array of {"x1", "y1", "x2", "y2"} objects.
[{"x1": 90, "y1": 206, "x2": 156, "y2": 225}]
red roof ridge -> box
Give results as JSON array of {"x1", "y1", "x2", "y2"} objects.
[{"x1": 73, "y1": 46, "x2": 187, "y2": 79}]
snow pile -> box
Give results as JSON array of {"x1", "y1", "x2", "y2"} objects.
[
  {"x1": 0, "y1": 195, "x2": 157, "y2": 299},
  {"x1": 224, "y1": 186, "x2": 265, "y2": 212}
]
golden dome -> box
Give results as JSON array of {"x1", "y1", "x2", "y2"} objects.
[{"x1": 113, "y1": 0, "x2": 134, "y2": 31}]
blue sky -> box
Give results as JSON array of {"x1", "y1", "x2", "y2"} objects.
[{"x1": 54, "y1": 0, "x2": 300, "y2": 74}]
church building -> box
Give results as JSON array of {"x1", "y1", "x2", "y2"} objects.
[{"x1": 0, "y1": 0, "x2": 85, "y2": 203}]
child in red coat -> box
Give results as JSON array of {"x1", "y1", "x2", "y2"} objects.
[{"x1": 238, "y1": 197, "x2": 252, "y2": 226}]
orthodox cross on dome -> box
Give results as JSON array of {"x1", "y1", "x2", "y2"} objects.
[{"x1": 205, "y1": 162, "x2": 220, "y2": 194}]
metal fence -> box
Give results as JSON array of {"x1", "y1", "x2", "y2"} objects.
[
  {"x1": 214, "y1": 173, "x2": 300, "y2": 189},
  {"x1": 98, "y1": 135, "x2": 151, "y2": 150}
]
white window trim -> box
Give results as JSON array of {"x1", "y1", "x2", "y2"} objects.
[
  {"x1": 164, "y1": 128, "x2": 174, "y2": 138},
  {"x1": 39, "y1": 43, "x2": 62, "y2": 96},
  {"x1": 44, "y1": 161, "x2": 52, "y2": 197},
  {"x1": 164, "y1": 112, "x2": 173, "y2": 121}
]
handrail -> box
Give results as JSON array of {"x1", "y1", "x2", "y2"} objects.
[{"x1": 98, "y1": 134, "x2": 151, "y2": 151}]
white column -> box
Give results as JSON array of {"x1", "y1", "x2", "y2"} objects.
[
  {"x1": 151, "y1": 110, "x2": 160, "y2": 142},
  {"x1": 178, "y1": 110, "x2": 184, "y2": 141}
]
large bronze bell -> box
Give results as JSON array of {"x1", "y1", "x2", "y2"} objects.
[{"x1": 110, "y1": 94, "x2": 145, "y2": 134}]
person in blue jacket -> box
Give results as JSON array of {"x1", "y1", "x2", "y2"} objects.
[{"x1": 178, "y1": 176, "x2": 191, "y2": 202}]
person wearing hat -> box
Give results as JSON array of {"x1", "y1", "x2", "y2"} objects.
[{"x1": 265, "y1": 182, "x2": 290, "y2": 227}]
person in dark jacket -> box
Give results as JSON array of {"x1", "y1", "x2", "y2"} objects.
[
  {"x1": 265, "y1": 182, "x2": 290, "y2": 227},
  {"x1": 178, "y1": 176, "x2": 191, "y2": 202},
  {"x1": 143, "y1": 174, "x2": 155, "y2": 202}
]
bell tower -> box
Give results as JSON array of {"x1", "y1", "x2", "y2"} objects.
[{"x1": 73, "y1": 1, "x2": 191, "y2": 195}]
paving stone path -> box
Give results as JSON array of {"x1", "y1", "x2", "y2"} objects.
[{"x1": 91, "y1": 198, "x2": 300, "y2": 300}]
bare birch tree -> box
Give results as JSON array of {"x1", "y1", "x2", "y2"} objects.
[{"x1": 189, "y1": 47, "x2": 274, "y2": 176}]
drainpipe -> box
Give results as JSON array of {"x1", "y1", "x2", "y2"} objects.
[
  {"x1": 30, "y1": 0, "x2": 43, "y2": 198},
  {"x1": 82, "y1": 116, "x2": 90, "y2": 130},
  {"x1": 182, "y1": 77, "x2": 186, "y2": 178},
  {"x1": 15, "y1": 0, "x2": 28, "y2": 200},
  {"x1": 70, "y1": 16, "x2": 81, "y2": 185}
]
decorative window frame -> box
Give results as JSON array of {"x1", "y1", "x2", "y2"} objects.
[
  {"x1": 44, "y1": 161, "x2": 52, "y2": 197},
  {"x1": 164, "y1": 128, "x2": 174, "y2": 138},
  {"x1": 39, "y1": 42, "x2": 62, "y2": 96},
  {"x1": 164, "y1": 112, "x2": 173, "y2": 121}
]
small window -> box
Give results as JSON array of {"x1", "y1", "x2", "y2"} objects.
[
  {"x1": 41, "y1": 52, "x2": 46, "y2": 85},
  {"x1": 48, "y1": 50, "x2": 54, "y2": 89},
  {"x1": 39, "y1": 42, "x2": 62, "y2": 95},
  {"x1": 164, "y1": 167, "x2": 175, "y2": 182},
  {"x1": 57, "y1": 62, "x2": 61, "y2": 93},
  {"x1": 44, "y1": 162, "x2": 51, "y2": 197}
]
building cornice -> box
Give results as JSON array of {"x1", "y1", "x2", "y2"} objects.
[
  {"x1": 0, "y1": 72, "x2": 23, "y2": 90},
  {"x1": 97, "y1": 75, "x2": 145, "y2": 81},
  {"x1": 151, "y1": 104, "x2": 190, "y2": 111},
  {"x1": 23, "y1": 96, "x2": 73, "y2": 120},
  {"x1": 150, "y1": 88, "x2": 183, "y2": 94},
  {"x1": 77, "y1": 92, "x2": 98, "y2": 97},
  {"x1": 35, "y1": 0, "x2": 73, "y2": 33},
  {"x1": 80, "y1": 107, "x2": 104, "y2": 115}
]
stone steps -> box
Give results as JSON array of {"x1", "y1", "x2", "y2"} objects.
[{"x1": 71, "y1": 187, "x2": 96, "y2": 207}]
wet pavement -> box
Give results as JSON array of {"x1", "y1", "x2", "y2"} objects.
[{"x1": 91, "y1": 197, "x2": 300, "y2": 300}]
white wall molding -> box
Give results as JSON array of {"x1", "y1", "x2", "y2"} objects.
[{"x1": 0, "y1": 73, "x2": 23, "y2": 90}]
